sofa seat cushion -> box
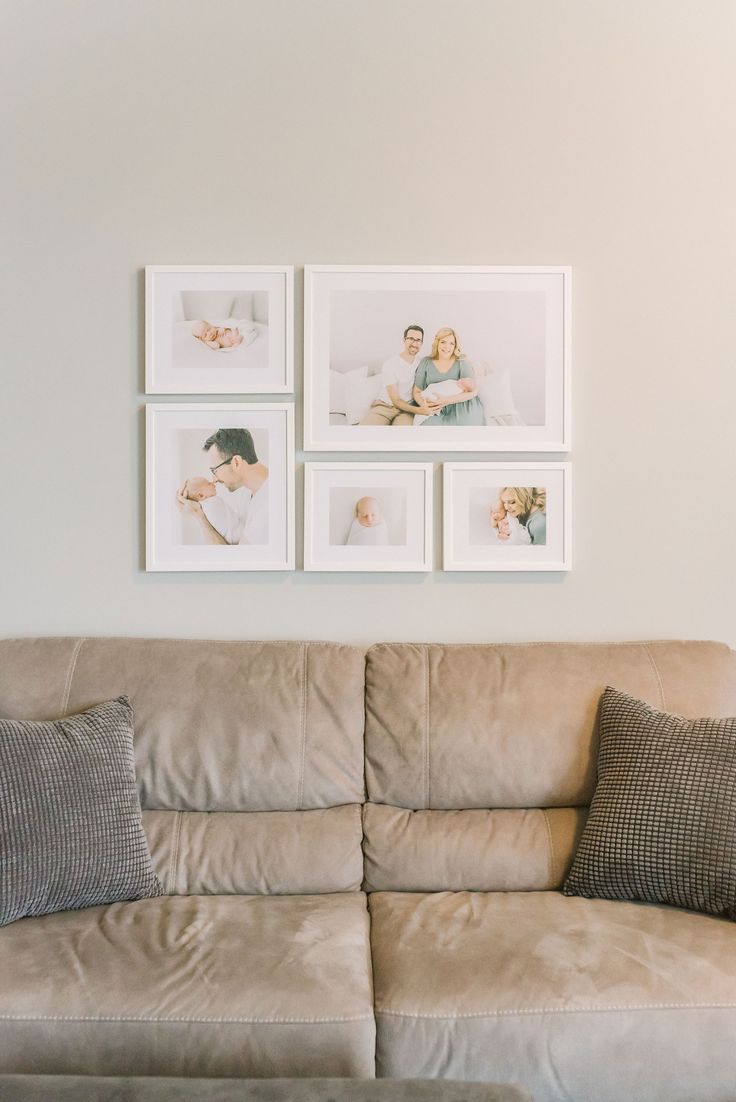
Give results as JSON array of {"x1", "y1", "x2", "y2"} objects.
[
  {"x1": 0, "y1": 1076, "x2": 533, "y2": 1101},
  {"x1": 370, "y1": 890, "x2": 736, "y2": 1102},
  {"x1": 0, "y1": 894, "x2": 374, "y2": 1079}
]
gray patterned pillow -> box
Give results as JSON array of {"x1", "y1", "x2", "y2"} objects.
[
  {"x1": 563, "y1": 687, "x2": 736, "y2": 918},
  {"x1": 0, "y1": 696, "x2": 163, "y2": 926}
]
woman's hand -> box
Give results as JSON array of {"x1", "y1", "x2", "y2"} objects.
[{"x1": 416, "y1": 399, "x2": 442, "y2": 416}]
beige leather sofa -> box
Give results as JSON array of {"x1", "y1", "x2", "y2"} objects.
[{"x1": 1, "y1": 637, "x2": 736, "y2": 1102}]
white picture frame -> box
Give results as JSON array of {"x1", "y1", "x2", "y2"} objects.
[
  {"x1": 443, "y1": 462, "x2": 571, "y2": 571},
  {"x1": 145, "y1": 265, "x2": 293, "y2": 394},
  {"x1": 146, "y1": 403, "x2": 295, "y2": 571},
  {"x1": 304, "y1": 462, "x2": 433, "y2": 572},
  {"x1": 304, "y1": 264, "x2": 570, "y2": 451}
]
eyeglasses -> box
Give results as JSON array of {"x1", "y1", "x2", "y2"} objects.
[{"x1": 209, "y1": 456, "x2": 234, "y2": 476}]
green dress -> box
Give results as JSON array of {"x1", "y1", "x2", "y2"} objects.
[{"x1": 413, "y1": 357, "x2": 486, "y2": 426}]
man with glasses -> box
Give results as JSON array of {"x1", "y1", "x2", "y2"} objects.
[
  {"x1": 180, "y1": 427, "x2": 269, "y2": 545},
  {"x1": 359, "y1": 325, "x2": 439, "y2": 426}
]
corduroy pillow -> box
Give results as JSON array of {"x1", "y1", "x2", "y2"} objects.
[
  {"x1": 563, "y1": 686, "x2": 736, "y2": 918},
  {"x1": 0, "y1": 696, "x2": 163, "y2": 927}
]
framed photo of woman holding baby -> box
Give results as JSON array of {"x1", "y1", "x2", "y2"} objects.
[
  {"x1": 303, "y1": 265, "x2": 570, "y2": 452},
  {"x1": 145, "y1": 265, "x2": 293, "y2": 394},
  {"x1": 443, "y1": 462, "x2": 571, "y2": 571},
  {"x1": 303, "y1": 463, "x2": 433, "y2": 572},
  {"x1": 146, "y1": 403, "x2": 295, "y2": 571}
]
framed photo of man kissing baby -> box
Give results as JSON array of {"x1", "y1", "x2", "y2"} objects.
[
  {"x1": 146, "y1": 403, "x2": 295, "y2": 571},
  {"x1": 303, "y1": 265, "x2": 570, "y2": 452},
  {"x1": 443, "y1": 462, "x2": 571, "y2": 572}
]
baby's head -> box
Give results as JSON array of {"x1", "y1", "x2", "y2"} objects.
[
  {"x1": 192, "y1": 320, "x2": 215, "y2": 340},
  {"x1": 457, "y1": 378, "x2": 474, "y2": 392},
  {"x1": 355, "y1": 496, "x2": 382, "y2": 528},
  {"x1": 490, "y1": 500, "x2": 506, "y2": 525},
  {"x1": 185, "y1": 477, "x2": 217, "y2": 502}
]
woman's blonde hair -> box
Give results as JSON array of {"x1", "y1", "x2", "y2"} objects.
[
  {"x1": 500, "y1": 486, "x2": 546, "y2": 522},
  {"x1": 431, "y1": 327, "x2": 462, "y2": 360}
]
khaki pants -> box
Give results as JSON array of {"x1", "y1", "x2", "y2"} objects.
[{"x1": 360, "y1": 401, "x2": 415, "y2": 426}]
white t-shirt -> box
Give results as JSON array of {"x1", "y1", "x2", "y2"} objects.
[
  {"x1": 201, "y1": 484, "x2": 250, "y2": 545},
  {"x1": 238, "y1": 480, "x2": 269, "y2": 545},
  {"x1": 376, "y1": 353, "x2": 417, "y2": 406}
]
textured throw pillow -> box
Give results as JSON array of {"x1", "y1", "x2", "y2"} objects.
[
  {"x1": 563, "y1": 687, "x2": 736, "y2": 918},
  {"x1": 0, "y1": 696, "x2": 163, "y2": 927}
]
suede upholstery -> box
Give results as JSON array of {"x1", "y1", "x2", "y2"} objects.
[
  {"x1": 2, "y1": 637, "x2": 736, "y2": 1101},
  {"x1": 0, "y1": 1077, "x2": 532, "y2": 1101}
]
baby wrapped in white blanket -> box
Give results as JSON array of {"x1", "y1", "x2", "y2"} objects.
[
  {"x1": 191, "y1": 318, "x2": 258, "y2": 353},
  {"x1": 345, "y1": 495, "x2": 389, "y2": 546}
]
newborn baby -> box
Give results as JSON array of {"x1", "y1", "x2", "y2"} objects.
[
  {"x1": 192, "y1": 320, "x2": 245, "y2": 350},
  {"x1": 420, "y1": 377, "x2": 475, "y2": 403},
  {"x1": 489, "y1": 500, "x2": 531, "y2": 545},
  {"x1": 346, "y1": 496, "x2": 389, "y2": 546}
]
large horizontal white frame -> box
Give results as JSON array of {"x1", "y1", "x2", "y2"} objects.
[
  {"x1": 304, "y1": 462, "x2": 433, "y2": 572},
  {"x1": 304, "y1": 264, "x2": 571, "y2": 452},
  {"x1": 145, "y1": 265, "x2": 294, "y2": 394},
  {"x1": 443, "y1": 462, "x2": 572, "y2": 571}
]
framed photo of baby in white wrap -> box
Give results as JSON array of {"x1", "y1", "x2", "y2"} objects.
[
  {"x1": 145, "y1": 265, "x2": 293, "y2": 393},
  {"x1": 443, "y1": 462, "x2": 571, "y2": 571},
  {"x1": 303, "y1": 265, "x2": 570, "y2": 451},
  {"x1": 304, "y1": 463, "x2": 433, "y2": 572}
]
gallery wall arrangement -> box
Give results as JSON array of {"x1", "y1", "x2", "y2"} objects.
[{"x1": 144, "y1": 264, "x2": 571, "y2": 574}]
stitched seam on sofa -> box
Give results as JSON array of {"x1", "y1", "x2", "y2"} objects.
[
  {"x1": 541, "y1": 809, "x2": 554, "y2": 887},
  {"x1": 168, "y1": 810, "x2": 183, "y2": 895},
  {"x1": 641, "y1": 643, "x2": 666, "y2": 709},
  {"x1": 424, "y1": 646, "x2": 430, "y2": 809},
  {"x1": 0, "y1": 1014, "x2": 376, "y2": 1024},
  {"x1": 297, "y1": 643, "x2": 308, "y2": 809},
  {"x1": 374, "y1": 1003, "x2": 736, "y2": 1018},
  {"x1": 60, "y1": 637, "x2": 85, "y2": 714}
]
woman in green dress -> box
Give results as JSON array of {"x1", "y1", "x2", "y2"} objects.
[{"x1": 411, "y1": 327, "x2": 486, "y2": 426}]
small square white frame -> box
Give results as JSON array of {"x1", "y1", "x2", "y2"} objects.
[
  {"x1": 146, "y1": 403, "x2": 295, "y2": 571},
  {"x1": 304, "y1": 264, "x2": 571, "y2": 452},
  {"x1": 443, "y1": 462, "x2": 571, "y2": 571},
  {"x1": 304, "y1": 462, "x2": 433, "y2": 572},
  {"x1": 145, "y1": 265, "x2": 294, "y2": 394}
]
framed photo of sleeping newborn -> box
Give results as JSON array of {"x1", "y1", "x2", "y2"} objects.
[
  {"x1": 442, "y1": 462, "x2": 571, "y2": 571},
  {"x1": 145, "y1": 265, "x2": 294, "y2": 393},
  {"x1": 303, "y1": 463, "x2": 433, "y2": 572},
  {"x1": 146, "y1": 403, "x2": 295, "y2": 571},
  {"x1": 303, "y1": 265, "x2": 570, "y2": 451}
]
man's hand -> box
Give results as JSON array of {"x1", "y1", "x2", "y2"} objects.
[{"x1": 176, "y1": 482, "x2": 201, "y2": 516}]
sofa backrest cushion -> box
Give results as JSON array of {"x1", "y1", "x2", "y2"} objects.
[
  {"x1": 363, "y1": 641, "x2": 736, "y2": 891},
  {"x1": 0, "y1": 638, "x2": 367, "y2": 895}
]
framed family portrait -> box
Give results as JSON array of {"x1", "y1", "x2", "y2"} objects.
[
  {"x1": 145, "y1": 265, "x2": 294, "y2": 393},
  {"x1": 304, "y1": 463, "x2": 433, "y2": 572},
  {"x1": 443, "y1": 462, "x2": 571, "y2": 571},
  {"x1": 146, "y1": 403, "x2": 295, "y2": 571},
  {"x1": 303, "y1": 265, "x2": 570, "y2": 452}
]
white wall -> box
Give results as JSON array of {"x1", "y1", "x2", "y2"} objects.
[{"x1": 3, "y1": 0, "x2": 736, "y2": 647}]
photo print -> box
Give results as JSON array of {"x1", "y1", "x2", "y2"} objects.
[
  {"x1": 304, "y1": 265, "x2": 570, "y2": 451},
  {"x1": 146, "y1": 403, "x2": 294, "y2": 571},
  {"x1": 146, "y1": 266, "x2": 293, "y2": 393},
  {"x1": 304, "y1": 463, "x2": 433, "y2": 572},
  {"x1": 443, "y1": 463, "x2": 571, "y2": 571}
]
